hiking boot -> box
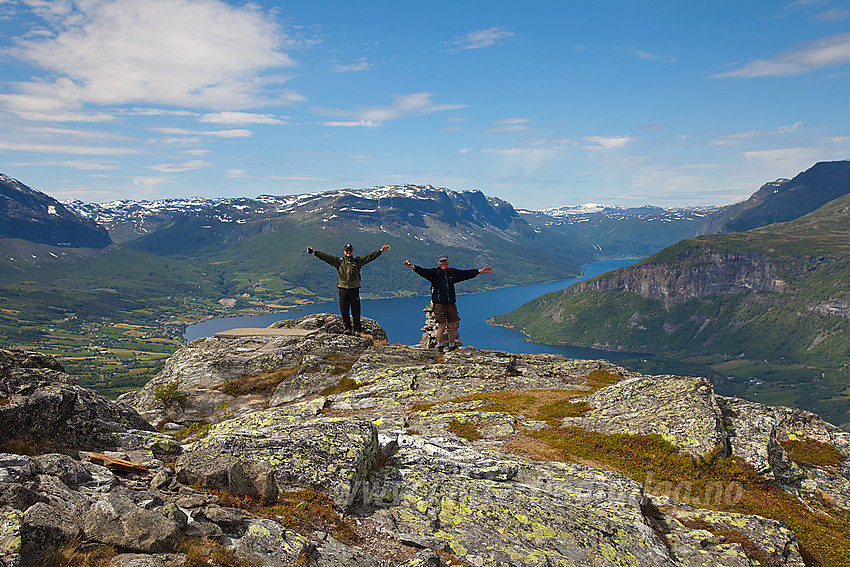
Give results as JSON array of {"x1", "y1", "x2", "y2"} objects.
[
  {"x1": 436, "y1": 344, "x2": 445, "y2": 353},
  {"x1": 447, "y1": 344, "x2": 458, "y2": 351},
  {"x1": 344, "y1": 328, "x2": 354, "y2": 335}
]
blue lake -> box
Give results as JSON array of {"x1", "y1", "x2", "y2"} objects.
[{"x1": 184, "y1": 259, "x2": 639, "y2": 360}]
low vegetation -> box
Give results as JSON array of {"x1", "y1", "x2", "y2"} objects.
[
  {"x1": 152, "y1": 379, "x2": 187, "y2": 407},
  {"x1": 217, "y1": 366, "x2": 300, "y2": 397},
  {"x1": 31, "y1": 541, "x2": 115, "y2": 567},
  {"x1": 443, "y1": 368, "x2": 622, "y2": 425},
  {"x1": 199, "y1": 487, "x2": 357, "y2": 544},
  {"x1": 448, "y1": 419, "x2": 481, "y2": 441},
  {"x1": 780, "y1": 436, "x2": 846, "y2": 467},
  {"x1": 177, "y1": 536, "x2": 260, "y2": 567}
]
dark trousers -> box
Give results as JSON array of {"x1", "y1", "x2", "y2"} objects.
[{"x1": 338, "y1": 287, "x2": 361, "y2": 331}]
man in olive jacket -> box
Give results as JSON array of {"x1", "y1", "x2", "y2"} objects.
[{"x1": 307, "y1": 243, "x2": 390, "y2": 334}]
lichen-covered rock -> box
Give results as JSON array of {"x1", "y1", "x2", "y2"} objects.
[
  {"x1": 20, "y1": 501, "x2": 81, "y2": 564},
  {"x1": 176, "y1": 411, "x2": 378, "y2": 509},
  {"x1": 0, "y1": 507, "x2": 23, "y2": 567},
  {"x1": 365, "y1": 434, "x2": 673, "y2": 567},
  {"x1": 562, "y1": 374, "x2": 728, "y2": 457},
  {"x1": 79, "y1": 493, "x2": 185, "y2": 553},
  {"x1": 119, "y1": 314, "x2": 380, "y2": 427},
  {"x1": 717, "y1": 395, "x2": 850, "y2": 509},
  {"x1": 308, "y1": 532, "x2": 383, "y2": 567},
  {"x1": 652, "y1": 503, "x2": 807, "y2": 567},
  {"x1": 231, "y1": 518, "x2": 311, "y2": 566},
  {"x1": 0, "y1": 348, "x2": 154, "y2": 454}
]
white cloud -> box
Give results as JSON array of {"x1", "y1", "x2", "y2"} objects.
[
  {"x1": 52, "y1": 160, "x2": 122, "y2": 170},
  {"x1": 354, "y1": 92, "x2": 466, "y2": 122},
  {"x1": 9, "y1": 159, "x2": 121, "y2": 171},
  {"x1": 151, "y1": 127, "x2": 253, "y2": 138},
  {"x1": 132, "y1": 176, "x2": 170, "y2": 190},
  {"x1": 715, "y1": 31, "x2": 850, "y2": 77},
  {"x1": 711, "y1": 122, "x2": 804, "y2": 146},
  {"x1": 486, "y1": 118, "x2": 531, "y2": 134},
  {"x1": 581, "y1": 135, "x2": 635, "y2": 149},
  {"x1": 334, "y1": 58, "x2": 373, "y2": 73},
  {"x1": 814, "y1": 8, "x2": 850, "y2": 22},
  {"x1": 447, "y1": 27, "x2": 515, "y2": 51},
  {"x1": 481, "y1": 147, "x2": 562, "y2": 174},
  {"x1": 324, "y1": 120, "x2": 382, "y2": 127},
  {"x1": 319, "y1": 93, "x2": 465, "y2": 125},
  {"x1": 226, "y1": 169, "x2": 332, "y2": 181},
  {"x1": 148, "y1": 159, "x2": 212, "y2": 173},
  {"x1": 3, "y1": 0, "x2": 299, "y2": 117},
  {"x1": 0, "y1": 140, "x2": 140, "y2": 154},
  {"x1": 199, "y1": 112, "x2": 287, "y2": 125},
  {"x1": 624, "y1": 48, "x2": 678, "y2": 63}
]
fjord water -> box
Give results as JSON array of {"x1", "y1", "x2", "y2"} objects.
[{"x1": 184, "y1": 259, "x2": 638, "y2": 360}]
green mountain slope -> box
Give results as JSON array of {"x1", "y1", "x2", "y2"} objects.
[{"x1": 492, "y1": 194, "x2": 850, "y2": 426}]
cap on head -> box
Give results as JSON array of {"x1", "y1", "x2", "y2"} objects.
[
  {"x1": 437, "y1": 254, "x2": 449, "y2": 262},
  {"x1": 344, "y1": 243, "x2": 353, "y2": 251}
]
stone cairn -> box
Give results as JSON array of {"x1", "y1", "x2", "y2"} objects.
[{"x1": 419, "y1": 302, "x2": 462, "y2": 348}]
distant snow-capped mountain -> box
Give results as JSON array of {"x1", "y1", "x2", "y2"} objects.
[{"x1": 526, "y1": 203, "x2": 719, "y2": 223}]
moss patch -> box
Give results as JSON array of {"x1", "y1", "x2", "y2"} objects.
[
  {"x1": 217, "y1": 366, "x2": 300, "y2": 397},
  {"x1": 448, "y1": 419, "x2": 482, "y2": 442},
  {"x1": 780, "y1": 437, "x2": 846, "y2": 467}
]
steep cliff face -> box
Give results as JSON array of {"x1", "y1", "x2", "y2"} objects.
[
  {"x1": 572, "y1": 248, "x2": 788, "y2": 306},
  {"x1": 3, "y1": 316, "x2": 850, "y2": 566}
]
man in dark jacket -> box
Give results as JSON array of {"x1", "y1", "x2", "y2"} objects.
[
  {"x1": 404, "y1": 253, "x2": 493, "y2": 351},
  {"x1": 307, "y1": 243, "x2": 390, "y2": 334}
]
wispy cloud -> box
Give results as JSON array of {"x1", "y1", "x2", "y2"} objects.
[
  {"x1": 324, "y1": 120, "x2": 381, "y2": 127},
  {"x1": 1, "y1": 0, "x2": 299, "y2": 118},
  {"x1": 581, "y1": 136, "x2": 635, "y2": 149},
  {"x1": 711, "y1": 122, "x2": 804, "y2": 146},
  {"x1": 624, "y1": 48, "x2": 678, "y2": 63},
  {"x1": 322, "y1": 92, "x2": 466, "y2": 126},
  {"x1": 814, "y1": 8, "x2": 850, "y2": 22},
  {"x1": 227, "y1": 169, "x2": 333, "y2": 181},
  {"x1": 486, "y1": 118, "x2": 531, "y2": 134},
  {"x1": 0, "y1": 140, "x2": 141, "y2": 155},
  {"x1": 334, "y1": 58, "x2": 373, "y2": 73},
  {"x1": 148, "y1": 160, "x2": 213, "y2": 173},
  {"x1": 151, "y1": 127, "x2": 253, "y2": 138},
  {"x1": 199, "y1": 112, "x2": 287, "y2": 125},
  {"x1": 10, "y1": 160, "x2": 122, "y2": 171},
  {"x1": 447, "y1": 27, "x2": 515, "y2": 51},
  {"x1": 715, "y1": 31, "x2": 850, "y2": 77}
]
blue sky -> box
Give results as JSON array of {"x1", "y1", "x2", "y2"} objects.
[{"x1": 1, "y1": 0, "x2": 850, "y2": 209}]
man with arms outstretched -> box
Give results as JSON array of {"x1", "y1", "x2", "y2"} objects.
[
  {"x1": 404, "y1": 253, "x2": 493, "y2": 352},
  {"x1": 307, "y1": 243, "x2": 390, "y2": 335}
]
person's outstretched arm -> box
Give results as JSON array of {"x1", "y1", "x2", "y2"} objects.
[
  {"x1": 357, "y1": 244, "x2": 390, "y2": 266},
  {"x1": 307, "y1": 246, "x2": 340, "y2": 267}
]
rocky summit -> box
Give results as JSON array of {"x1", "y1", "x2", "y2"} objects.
[{"x1": 2, "y1": 313, "x2": 850, "y2": 567}]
